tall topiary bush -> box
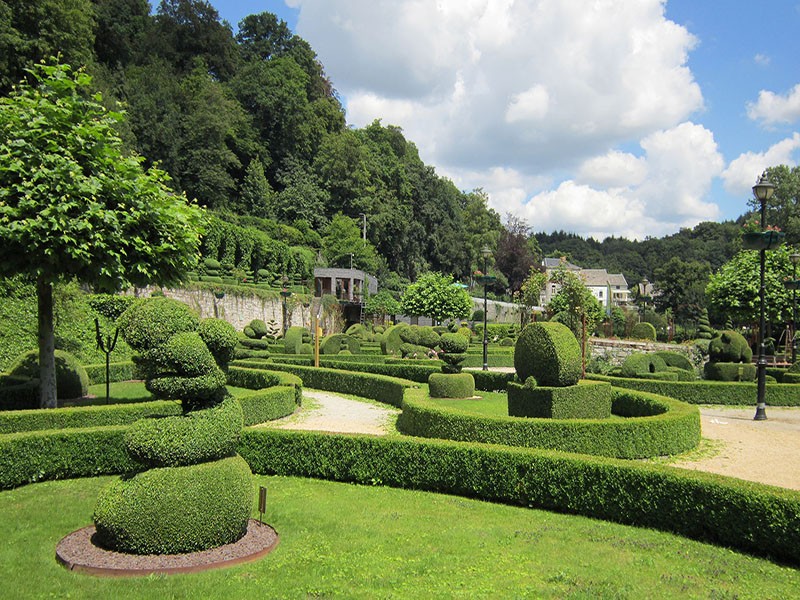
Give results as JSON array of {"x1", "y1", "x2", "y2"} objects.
[
  {"x1": 429, "y1": 332, "x2": 474, "y2": 399},
  {"x1": 93, "y1": 298, "x2": 252, "y2": 555}
]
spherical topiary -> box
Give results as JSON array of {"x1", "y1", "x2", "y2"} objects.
[
  {"x1": 499, "y1": 337, "x2": 514, "y2": 346},
  {"x1": 8, "y1": 349, "x2": 89, "y2": 400},
  {"x1": 428, "y1": 372, "x2": 475, "y2": 398},
  {"x1": 514, "y1": 322, "x2": 581, "y2": 387},
  {"x1": 631, "y1": 321, "x2": 657, "y2": 341},
  {"x1": 243, "y1": 326, "x2": 257, "y2": 339},
  {"x1": 439, "y1": 332, "x2": 469, "y2": 354},
  {"x1": 284, "y1": 326, "x2": 306, "y2": 354},
  {"x1": 620, "y1": 352, "x2": 668, "y2": 377},
  {"x1": 399, "y1": 325, "x2": 421, "y2": 346},
  {"x1": 708, "y1": 330, "x2": 753, "y2": 364},
  {"x1": 119, "y1": 297, "x2": 199, "y2": 352},
  {"x1": 246, "y1": 319, "x2": 267, "y2": 339},
  {"x1": 456, "y1": 326, "x2": 473, "y2": 342},
  {"x1": 198, "y1": 318, "x2": 238, "y2": 368},
  {"x1": 653, "y1": 351, "x2": 694, "y2": 372}
]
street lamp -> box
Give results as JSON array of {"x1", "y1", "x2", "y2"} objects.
[
  {"x1": 753, "y1": 172, "x2": 776, "y2": 421},
  {"x1": 280, "y1": 275, "x2": 292, "y2": 337},
  {"x1": 791, "y1": 252, "x2": 800, "y2": 363},
  {"x1": 481, "y1": 246, "x2": 492, "y2": 371}
]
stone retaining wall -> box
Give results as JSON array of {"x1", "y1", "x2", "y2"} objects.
[{"x1": 588, "y1": 338, "x2": 703, "y2": 367}]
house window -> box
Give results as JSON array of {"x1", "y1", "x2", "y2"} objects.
[{"x1": 599, "y1": 290, "x2": 603, "y2": 299}]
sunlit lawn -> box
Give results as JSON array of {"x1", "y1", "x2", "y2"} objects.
[{"x1": 1, "y1": 475, "x2": 798, "y2": 599}]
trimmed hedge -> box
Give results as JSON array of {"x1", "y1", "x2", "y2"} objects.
[
  {"x1": 588, "y1": 374, "x2": 800, "y2": 406},
  {"x1": 428, "y1": 373, "x2": 475, "y2": 399},
  {"x1": 621, "y1": 353, "x2": 667, "y2": 378},
  {"x1": 0, "y1": 376, "x2": 39, "y2": 410},
  {"x1": 654, "y1": 351, "x2": 694, "y2": 372},
  {"x1": 237, "y1": 386, "x2": 297, "y2": 427},
  {"x1": 238, "y1": 429, "x2": 800, "y2": 566},
  {"x1": 284, "y1": 326, "x2": 306, "y2": 354},
  {"x1": 704, "y1": 362, "x2": 757, "y2": 382},
  {"x1": 630, "y1": 322, "x2": 657, "y2": 341},
  {"x1": 514, "y1": 322, "x2": 581, "y2": 387},
  {"x1": 84, "y1": 361, "x2": 137, "y2": 386},
  {"x1": 507, "y1": 379, "x2": 612, "y2": 419},
  {"x1": 93, "y1": 455, "x2": 252, "y2": 555},
  {"x1": 397, "y1": 388, "x2": 700, "y2": 459}
]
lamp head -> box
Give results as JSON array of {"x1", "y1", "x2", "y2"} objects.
[
  {"x1": 752, "y1": 171, "x2": 775, "y2": 203},
  {"x1": 481, "y1": 246, "x2": 492, "y2": 259}
]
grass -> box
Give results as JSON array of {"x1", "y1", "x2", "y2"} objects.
[{"x1": 1, "y1": 475, "x2": 797, "y2": 599}]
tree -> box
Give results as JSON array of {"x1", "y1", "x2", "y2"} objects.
[
  {"x1": 496, "y1": 214, "x2": 540, "y2": 292},
  {"x1": 0, "y1": 62, "x2": 204, "y2": 408},
  {"x1": 321, "y1": 214, "x2": 380, "y2": 274},
  {"x1": 706, "y1": 246, "x2": 795, "y2": 329},
  {"x1": 400, "y1": 272, "x2": 473, "y2": 324},
  {"x1": 547, "y1": 268, "x2": 604, "y2": 341},
  {"x1": 652, "y1": 257, "x2": 711, "y2": 323},
  {"x1": 518, "y1": 266, "x2": 547, "y2": 325},
  {"x1": 238, "y1": 158, "x2": 275, "y2": 218},
  {"x1": 749, "y1": 165, "x2": 800, "y2": 246},
  {"x1": 365, "y1": 290, "x2": 401, "y2": 325}
]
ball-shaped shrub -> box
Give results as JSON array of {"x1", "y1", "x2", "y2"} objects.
[
  {"x1": 399, "y1": 325, "x2": 421, "y2": 346},
  {"x1": 631, "y1": 322, "x2": 657, "y2": 341},
  {"x1": 8, "y1": 349, "x2": 89, "y2": 400},
  {"x1": 620, "y1": 352, "x2": 668, "y2": 377},
  {"x1": 514, "y1": 322, "x2": 581, "y2": 387},
  {"x1": 243, "y1": 326, "x2": 257, "y2": 339},
  {"x1": 284, "y1": 326, "x2": 306, "y2": 354},
  {"x1": 428, "y1": 372, "x2": 475, "y2": 398},
  {"x1": 499, "y1": 337, "x2": 514, "y2": 347},
  {"x1": 247, "y1": 319, "x2": 268, "y2": 339},
  {"x1": 456, "y1": 326, "x2": 473, "y2": 342},
  {"x1": 417, "y1": 326, "x2": 441, "y2": 349},
  {"x1": 198, "y1": 318, "x2": 238, "y2": 368},
  {"x1": 119, "y1": 298, "x2": 199, "y2": 352},
  {"x1": 654, "y1": 351, "x2": 694, "y2": 372},
  {"x1": 708, "y1": 330, "x2": 752, "y2": 363},
  {"x1": 380, "y1": 323, "x2": 408, "y2": 355}
]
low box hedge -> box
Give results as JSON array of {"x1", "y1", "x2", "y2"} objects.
[
  {"x1": 0, "y1": 376, "x2": 39, "y2": 411},
  {"x1": 428, "y1": 373, "x2": 475, "y2": 399},
  {"x1": 84, "y1": 361, "x2": 137, "y2": 386},
  {"x1": 507, "y1": 380, "x2": 612, "y2": 419},
  {"x1": 589, "y1": 374, "x2": 800, "y2": 406},
  {"x1": 397, "y1": 388, "x2": 700, "y2": 459},
  {"x1": 239, "y1": 428, "x2": 800, "y2": 566}
]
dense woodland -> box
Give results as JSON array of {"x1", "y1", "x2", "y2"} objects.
[{"x1": 4, "y1": 0, "x2": 800, "y2": 324}]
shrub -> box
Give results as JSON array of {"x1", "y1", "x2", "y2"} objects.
[
  {"x1": 243, "y1": 326, "x2": 257, "y2": 339},
  {"x1": 284, "y1": 326, "x2": 306, "y2": 354},
  {"x1": 380, "y1": 323, "x2": 408, "y2": 356},
  {"x1": 124, "y1": 396, "x2": 243, "y2": 468},
  {"x1": 417, "y1": 326, "x2": 441, "y2": 349},
  {"x1": 399, "y1": 325, "x2": 420, "y2": 346},
  {"x1": 703, "y1": 362, "x2": 757, "y2": 382},
  {"x1": 93, "y1": 455, "x2": 252, "y2": 555},
  {"x1": 514, "y1": 322, "x2": 581, "y2": 387},
  {"x1": 198, "y1": 319, "x2": 238, "y2": 368},
  {"x1": 428, "y1": 372, "x2": 475, "y2": 398},
  {"x1": 507, "y1": 379, "x2": 613, "y2": 419},
  {"x1": 620, "y1": 353, "x2": 668, "y2": 378},
  {"x1": 8, "y1": 349, "x2": 89, "y2": 400},
  {"x1": 247, "y1": 319, "x2": 268, "y2": 339},
  {"x1": 708, "y1": 330, "x2": 752, "y2": 364},
  {"x1": 118, "y1": 298, "x2": 199, "y2": 352},
  {"x1": 499, "y1": 337, "x2": 514, "y2": 346},
  {"x1": 654, "y1": 351, "x2": 694, "y2": 372},
  {"x1": 238, "y1": 337, "x2": 271, "y2": 350},
  {"x1": 630, "y1": 322, "x2": 657, "y2": 340},
  {"x1": 456, "y1": 326, "x2": 473, "y2": 341}
]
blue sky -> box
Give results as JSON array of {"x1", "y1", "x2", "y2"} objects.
[{"x1": 204, "y1": 0, "x2": 800, "y2": 240}]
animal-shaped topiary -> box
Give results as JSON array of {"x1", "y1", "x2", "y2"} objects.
[
  {"x1": 704, "y1": 330, "x2": 755, "y2": 381},
  {"x1": 93, "y1": 298, "x2": 251, "y2": 555}
]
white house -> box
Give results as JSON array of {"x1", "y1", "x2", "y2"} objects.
[{"x1": 540, "y1": 257, "x2": 631, "y2": 311}]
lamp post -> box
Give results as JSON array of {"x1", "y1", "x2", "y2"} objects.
[
  {"x1": 753, "y1": 172, "x2": 776, "y2": 421},
  {"x1": 481, "y1": 246, "x2": 492, "y2": 371},
  {"x1": 280, "y1": 275, "x2": 292, "y2": 337},
  {"x1": 791, "y1": 252, "x2": 800, "y2": 363}
]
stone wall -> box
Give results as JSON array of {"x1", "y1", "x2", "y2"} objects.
[{"x1": 588, "y1": 338, "x2": 703, "y2": 368}]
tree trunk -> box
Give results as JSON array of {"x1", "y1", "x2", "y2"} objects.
[{"x1": 37, "y1": 276, "x2": 57, "y2": 409}]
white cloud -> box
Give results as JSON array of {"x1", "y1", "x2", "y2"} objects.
[
  {"x1": 721, "y1": 133, "x2": 800, "y2": 195},
  {"x1": 754, "y1": 53, "x2": 771, "y2": 67},
  {"x1": 576, "y1": 151, "x2": 648, "y2": 188},
  {"x1": 747, "y1": 84, "x2": 800, "y2": 126},
  {"x1": 505, "y1": 85, "x2": 550, "y2": 123}
]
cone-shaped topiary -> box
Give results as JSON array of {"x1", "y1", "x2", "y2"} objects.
[{"x1": 514, "y1": 322, "x2": 582, "y2": 387}]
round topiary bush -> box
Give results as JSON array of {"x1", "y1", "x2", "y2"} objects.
[
  {"x1": 654, "y1": 351, "x2": 694, "y2": 372},
  {"x1": 439, "y1": 332, "x2": 469, "y2": 373},
  {"x1": 620, "y1": 352, "x2": 668, "y2": 378},
  {"x1": 243, "y1": 326, "x2": 257, "y2": 339},
  {"x1": 708, "y1": 330, "x2": 752, "y2": 364},
  {"x1": 247, "y1": 319, "x2": 268, "y2": 339},
  {"x1": 119, "y1": 297, "x2": 199, "y2": 352},
  {"x1": 631, "y1": 322, "x2": 657, "y2": 341},
  {"x1": 8, "y1": 349, "x2": 89, "y2": 400},
  {"x1": 417, "y1": 326, "x2": 441, "y2": 349},
  {"x1": 198, "y1": 318, "x2": 238, "y2": 368},
  {"x1": 499, "y1": 336, "x2": 514, "y2": 346},
  {"x1": 514, "y1": 322, "x2": 581, "y2": 387},
  {"x1": 380, "y1": 323, "x2": 409, "y2": 356},
  {"x1": 428, "y1": 372, "x2": 475, "y2": 398},
  {"x1": 284, "y1": 326, "x2": 306, "y2": 354}
]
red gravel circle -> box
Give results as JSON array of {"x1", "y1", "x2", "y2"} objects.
[{"x1": 56, "y1": 520, "x2": 279, "y2": 577}]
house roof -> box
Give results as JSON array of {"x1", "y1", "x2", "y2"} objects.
[{"x1": 543, "y1": 257, "x2": 581, "y2": 270}]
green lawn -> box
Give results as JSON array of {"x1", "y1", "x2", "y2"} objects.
[{"x1": 1, "y1": 475, "x2": 797, "y2": 598}]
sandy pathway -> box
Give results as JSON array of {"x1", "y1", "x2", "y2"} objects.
[{"x1": 670, "y1": 406, "x2": 800, "y2": 490}]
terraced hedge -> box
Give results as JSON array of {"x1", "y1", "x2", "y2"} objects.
[
  {"x1": 397, "y1": 388, "x2": 700, "y2": 459},
  {"x1": 239, "y1": 428, "x2": 800, "y2": 566},
  {"x1": 588, "y1": 374, "x2": 800, "y2": 406}
]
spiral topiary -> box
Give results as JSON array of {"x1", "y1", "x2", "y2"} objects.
[
  {"x1": 439, "y1": 332, "x2": 469, "y2": 374},
  {"x1": 94, "y1": 298, "x2": 251, "y2": 555},
  {"x1": 514, "y1": 322, "x2": 581, "y2": 387}
]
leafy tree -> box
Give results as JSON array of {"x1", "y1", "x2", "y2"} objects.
[
  {"x1": 365, "y1": 290, "x2": 401, "y2": 325},
  {"x1": 706, "y1": 246, "x2": 795, "y2": 329},
  {"x1": 461, "y1": 189, "x2": 503, "y2": 273},
  {"x1": 519, "y1": 267, "x2": 548, "y2": 325},
  {"x1": 0, "y1": 62, "x2": 204, "y2": 408},
  {"x1": 274, "y1": 160, "x2": 330, "y2": 228},
  {"x1": 238, "y1": 158, "x2": 274, "y2": 218},
  {"x1": 321, "y1": 214, "x2": 380, "y2": 274},
  {"x1": 91, "y1": 0, "x2": 151, "y2": 68},
  {"x1": 547, "y1": 268, "x2": 604, "y2": 341},
  {"x1": 749, "y1": 165, "x2": 800, "y2": 246},
  {"x1": 652, "y1": 257, "x2": 711, "y2": 323},
  {"x1": 400, "y1": 272, "x2": 472, "y2": 324},
  {"x1": 496, "y1": 214, "x2": 541, "y2": 292}
]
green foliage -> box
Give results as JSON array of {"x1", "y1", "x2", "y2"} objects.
[
  {"x1": 124, "y1": 397, "x2": 243, "y2": 468},
  {"x1": 547, "y1": 267, "x2": 604, "y2": 340},
  {"x1": 119, "y1": 298, "x2": 199, "y2": 352},
  {"x1": 630, "y1": 322, "x2": 657, "y2": 341},
  {"x1": 198, "y1": 318, "x2": 239, "y2": 368},
  {"x1": 401, "y1": 273, "x2": 472, "y2": 324},
  {"x1": 653, "y1": 351, "x2": 695, "y2": 372},
  {"x1": 428, "y1": 373, "x2": 475, "y2": 398},
  {"x1": 380, "y1": 323, "x2": 409, "y2": 356},
  {"x1": 284, "y1": 326, "x2": 306, "y2": 354},
  {"x1": 247, "y1": 319, "x2": 268, "y2": 339},
  {"x1": 507, "y1": 380, "x2": 612, "y2": 419},
  {"x1": 514, "y1": 322, "x2": 581, "y2": 387},
  {"x1": 438, "y1": 332, "x2": 469, "y2": 373},
  {"x1": 321, "y1": 214, "x2": 380, "y2": 273},
  {"x1": 8, "y1": 349, "x2": 89, "y2": 400},
  {"x1": 708, "y1": 330, "x2": 753, "y2": 364},
  {"x1": 620, "y1": 353, "x2": 668, "y2": 378},
  {"x1": 365, "y1": 291, "x2": 401, "y2": 323},
  {"x1": 87, "y1": 294, "x2": 138, "y2": 321},
  {"x1": 398, "y1": 387, "x2": 698, "y2": 459},
  {"x1": 703, "y1": 362, "x2": 757, "y2": 382},
  {"x1": 93, "y1": 455, "x2": 252, "y2": 555},
  {"x1": 697, "y1": 308, "x2": 715, "y2": 340}
]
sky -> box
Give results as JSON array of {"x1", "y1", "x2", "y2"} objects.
[{"x1": 207, "y1": 0, "x2": 800, "y2": 241}]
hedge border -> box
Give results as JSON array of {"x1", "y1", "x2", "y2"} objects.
[{"x1": 588, "y1": 374, "x2": 800, "y2": 406}]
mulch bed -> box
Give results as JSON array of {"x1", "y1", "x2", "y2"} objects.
[{"x1": 56, "y1": 520, "x2": 279, "y2": 577}]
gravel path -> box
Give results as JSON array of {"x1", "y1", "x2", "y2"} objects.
[{"x1": 257, "y1": 389, "x2": 800, "y2": 491}]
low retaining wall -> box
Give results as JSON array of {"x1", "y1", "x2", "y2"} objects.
[{"x1": 589, "y1": 338, "x2": 702, "y2": 368}]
